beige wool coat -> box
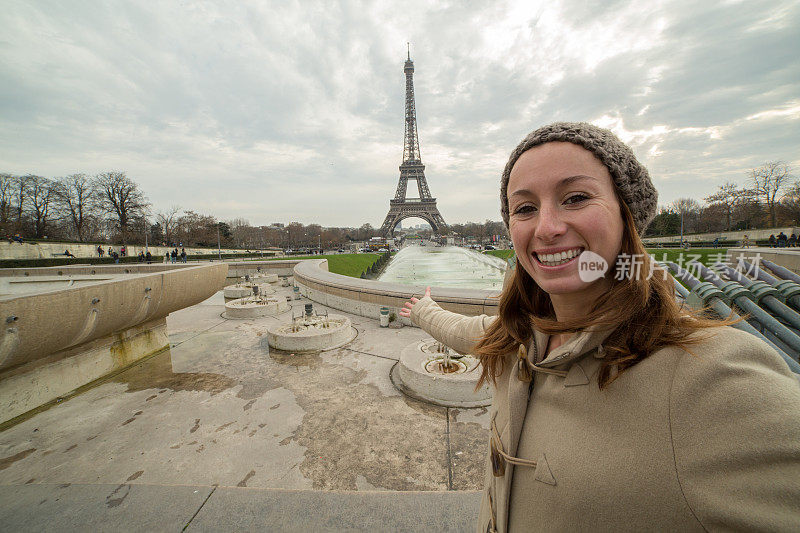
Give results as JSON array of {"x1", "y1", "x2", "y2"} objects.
[{"x1": 410, "y1": 296, "x2": 800, "y2": 532}]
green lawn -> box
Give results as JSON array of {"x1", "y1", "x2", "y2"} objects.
[
  {"x1": 484, "y1": 249, "x2": 515, "y2": 261},
  {"x1": 645, "y1": 248, "x2": 729, "y2": 267},
  {"x1": 263, "y1": 253, "x2": 380, "y2": 277},
  {"x1": 484, "y1": 248, "x2": 728, "y2": 267}
]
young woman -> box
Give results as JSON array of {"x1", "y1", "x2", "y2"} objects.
[{"x1": 401, "y1": 123, "x2": 800, "y2": 532}]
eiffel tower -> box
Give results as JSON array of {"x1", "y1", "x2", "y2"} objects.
[{"x1": 379, "y1": 48, "x2": 447, "y2": 237}]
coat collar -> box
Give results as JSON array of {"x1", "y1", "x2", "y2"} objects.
[{"x1": 536, "y1": 325, "x2": 614, "y2": 369}]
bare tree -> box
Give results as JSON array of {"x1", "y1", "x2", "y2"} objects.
[
  {"x1": 94, "y1": 171, "x2": 149, "y2": 244},
  {"x1": 156, "y1": 205, "x2": 182, "y2": 245},
  {"x1": 54, "y1": 173, "x2": 97, "y2": 242},
  {"x1": 780, "y1": 181, "x2": 800, "y2": 225},
  {"x1": 670, "y1": 198, "x2": 702, "y2": 233},
  {"x1": 751, "y1": 161, "x2": 793, "y2": 228},
  {"x1": 704, "y1": 182, "x2": 755, "y2": 231},
  {"x1": 11, "y1": 174, "x2": 31, "y2": 232},
  {"x1": 0, "y1": 173, "x2": 13, "y2": 231},
  {"x1": 26, "y1": 175, "x2": 58, "y2": 238}
]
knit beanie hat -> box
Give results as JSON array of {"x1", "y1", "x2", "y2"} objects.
[{"x1": 500, "y1": 122, "x2": 658, "y2": 236}]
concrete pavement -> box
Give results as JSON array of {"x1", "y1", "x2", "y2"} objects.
[{"x1": 0, "y1": 280, "x2": 490, "y2": 531}]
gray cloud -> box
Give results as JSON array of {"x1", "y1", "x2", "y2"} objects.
[{"x1": 1, "y1": 0, "x2": 797, "y2": 227}]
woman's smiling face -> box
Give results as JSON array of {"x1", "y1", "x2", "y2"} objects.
[{"x1": 507, "y1": 141, "x2": 624, "y2": 298}]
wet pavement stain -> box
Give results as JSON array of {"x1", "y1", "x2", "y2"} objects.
[
  {"x1": 215, "y1": 421, "x2": 235, "y2": 432},
  {"x1": 121, "y1": 411, "x2": 143, "y2": 426},
  {"x1": 105, "y1": 484, "x2": 130, "y2": 508},
  {"x1": 237, "y1": 470, "x2": 256, "y2": 487},
  {"x1": 25, "y1": 478, "x2": 35, "y2": 484},
  {"x1": 64, "y1": 444, "x2": 77, "y2": 452},
  {"x1": 112, "y1": 348, "x2": 238, "y2": 396},
  {"x1": 86, "y1": 435, "x2": 98, "y2": 441},
  {"x1": 189, "y1": 419, "x2": 200, "y2": 433},
  {"x1": 126, "y1": 470, "x2": 144, "y2": 481},
  {"x1": 242, "y1": 399, "x2": 257, "y2": 411},
  {"x1": 145, "y1": 395, "x2": 157, "y2": 402},
  {"x1": 0, "y1": 448, "x2": 36, "y2": 470},
  {"x1": 269, "y1": 403, "x2": 280, "y2": 410}
]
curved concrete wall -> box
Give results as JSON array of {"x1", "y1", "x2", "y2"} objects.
[
  {"x1": 292, "y1": 259, "x2": 500, "y2": 323},
  {"x1": 226, "y1": 260, "x2": 305, "y2": 280},
  {"x1": 0, "y1": 262, "x2": 215, "y2": 279},
  {"x1": 0, "y1": 241, "x2": 276, "y2": 260},
  {"x1": 0, "y1": 263, "x2": 227, "y2": 372},
  {"x1": 726, "y1": 248, "x2": 800, "y2": 275}
]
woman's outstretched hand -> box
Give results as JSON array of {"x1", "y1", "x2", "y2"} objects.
[{"x1": 399, "y1": 286, "x2": 431, "y2": 319}]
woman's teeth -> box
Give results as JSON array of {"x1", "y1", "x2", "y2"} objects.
[{"x1": 536, "y1": 248, "x2": 582, "y2": 266}]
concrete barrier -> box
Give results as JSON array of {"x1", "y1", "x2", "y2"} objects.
[
  {"x1": 0, "y1": 263, "x2": 227, "y2": 424},
  {"x1": 292, "y1": 259, "x2": 499, "y2": 325},
  {"x1": 726, "y1": 248, "x2": 800, "y2": 275},
  {"x1": 0, "y1": 241, "x2": 272, "y2": 260},
  {"x1": 226, "y1": 260, "x2": 305, "y2": 281}
]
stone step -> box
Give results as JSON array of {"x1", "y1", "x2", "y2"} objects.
[{"x1": 0, "y1": 483, "x2": 482, "y2": 532}]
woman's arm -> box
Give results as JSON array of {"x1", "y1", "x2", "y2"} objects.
[
  {"x1": 669, "y1": 327, "x2": 800, "y2": 530},
  {"x1": 401, "y1": 287, "x2": 495, "y2": 355}
]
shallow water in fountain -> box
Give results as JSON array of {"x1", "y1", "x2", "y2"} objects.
[{"x1": 378, "y1": 245, "x2": 507, "y2": 290}]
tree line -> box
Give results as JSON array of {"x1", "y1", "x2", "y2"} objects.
[
  {"x1": 0, "y1": 170, "x2": 499, "y2": 249},
  {"x1": 4, "y1": 161, "x2": 793, "y2": 247},
  {"x1": 646, "y1": 161, "x2": 797, "y2": 236}
]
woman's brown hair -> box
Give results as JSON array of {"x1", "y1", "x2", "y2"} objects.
[{"x1": 474, "y1": 197, "x2": 733, "y2": 389}]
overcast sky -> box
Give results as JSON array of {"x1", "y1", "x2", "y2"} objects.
[{"x1": 1, "y1": 0, "x2": 798, "y2": 228}]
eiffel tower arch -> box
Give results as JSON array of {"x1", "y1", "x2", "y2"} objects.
[{"x1": 379, "y1": 49, "x2": 447, "y2": 237}]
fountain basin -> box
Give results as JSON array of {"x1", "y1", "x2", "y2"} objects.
[
  {"x1": 251, "y1": 273, "x2": 279, "y2": 284},
  {"x1": 391, "y1": 338, "x2": 492, "y2": 408},
  {"x1": 224, "y1": 296, "x2": 290, "y2": 319},
  {"x1": 223, "y1": 283, "x2": 275, "y2": 299},
  {"x1": 267, "y1": 313, "x2": 354, "y2": 352}
]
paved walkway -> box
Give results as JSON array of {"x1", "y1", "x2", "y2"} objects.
[
  {"x1": 0, "y1": 281, "x2": 490, "y2": 531},
  {"x1": 0, "y1": 484, "x2": 482, "y2": 532}
]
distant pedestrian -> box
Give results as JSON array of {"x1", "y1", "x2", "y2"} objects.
[
  {"x1": 742, "y1": 235, "x2": 751, "y2": 248},
  {"x1": 171, "y1": 249, "x2": 177, "y2": 263},
  {"x1": 138, "y1": 251, "x2": 145, "y2": 262},
  {"x1": 789, "y1": 234, "x2": 797, "y2": 248},
  {"x1": 769, "y1": 234, "x2": 776, "y2": 248},
  {"x1": 778, "y1": 232, "x2": 788, "y2": 248},
  {"x1": 121, "y1": 245, "x2": 126, "y2": 257},
  {"x1": 164, "y1": 251, "x2": 169, "y2": 264},
  {"x1": 145, "y1": 250, "x2": 152, "y2": 263},
  {"x1": 113, "y1": 251, "x2": 119, "y2": 264},
  {"x1": 108, "y1": 246, "x2": 113, "y2": 256},
  {"x1": 97, "y1": 245, "x2": 104, "y2": 257},
  {"x1": 180, "y1": 248, "x2": 187, "y2": 263}
]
